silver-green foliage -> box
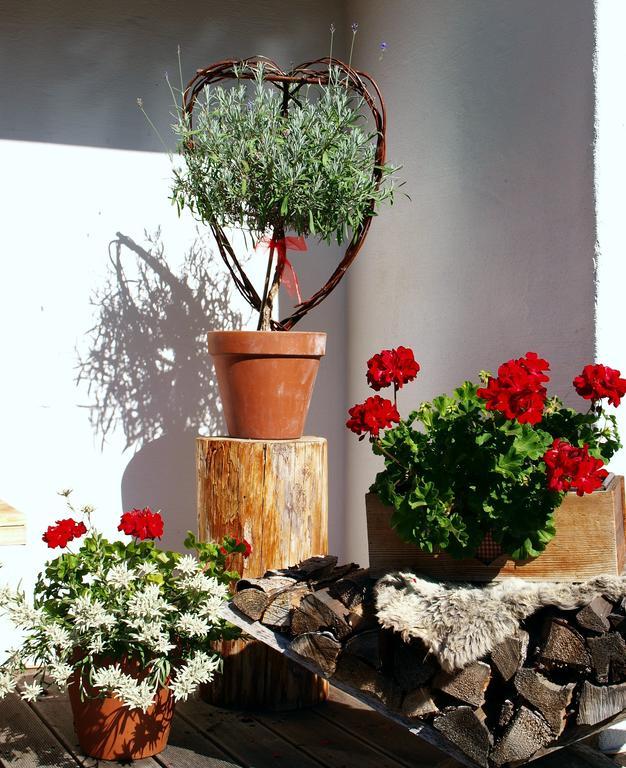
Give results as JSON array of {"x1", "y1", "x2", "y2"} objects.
[{"x1": 171, "y1": 65, "x2": 398, "y2": 243}]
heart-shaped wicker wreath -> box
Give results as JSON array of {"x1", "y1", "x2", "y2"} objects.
[{"x1": 183, "y1": 57, "x2": 387, "y2": 330}]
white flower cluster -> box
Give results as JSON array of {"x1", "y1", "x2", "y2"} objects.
[
  {"x1": 0, "y1": 668, "x2": 17, "y2": 697},
  {"x1": 103, "y1": 563, "x2": 136, "y2": 589},
  {"x1": 0, "y1": 541, "x2": 232, "y2": 713},
  {"x1": 169, "y1": 651, "x2": 221, "y2": 702},
  {"x1": 127, "y1": 584, "x2": 173, "y2": 620},
  {"x1": 47, "y1": 623, "x2": 72, "y2": 653},
  {"x1": 47, "y1": 660, "x2": 73, "y2": 690},
  {"x1": 3, "y1": 587, "x2": 45, "y2": 629},
  {"x1": 91, "y1": 665, "x2": 158, "y2": 713},
  {"x1": 69, "y1": 594, "x2": 116, "y2": 634}
]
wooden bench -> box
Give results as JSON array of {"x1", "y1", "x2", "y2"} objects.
[{"x1": 0, "y1": 500, "x2": 25, "y2": 546}]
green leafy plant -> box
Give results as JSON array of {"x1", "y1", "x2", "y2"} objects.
[
  {"x1": 0, "y1": 494, "x2": 249, "y2": 710},
  {"x1": 347, "y1": 349, "x2": 624, "y2": 560},
  {"x1": 163, "y1": 58, "x2": 399, "y2": 330},
  {"x1": 172, "y1": 64, "x2": 395, "y2": 246}
]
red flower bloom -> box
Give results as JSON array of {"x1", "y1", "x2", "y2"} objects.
[
  {"x1": 573, "y1": 364, "x2": 626, "y2": 407},
  {"x1": 118, "y1": 507, "x2": 164, "y2": 540},
  {"x1": 543, "y1": 438, "x2": 608, "y2": 496},
  {"x1": 477, "y1": 352, "x2": 550, "y2": 424},
  {"x1": 346, "y1": 395, "x2": 400, "y2": 438},
  {"x1": 219, "y1": 545, "x2": 228, "y2": 556},
  {"x1": 367, "y1": 346, "x2": 420, "y2": 391},
  {"x1": 42, "y1": 518, "x2": 87, "y2": 549},
  {"x1": 235, "y1": 537, "x2": 252, "y2": 558}
]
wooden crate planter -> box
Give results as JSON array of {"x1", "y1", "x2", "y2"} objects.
[{"x1": 366, "y1": 475, "x2": 625, "y2": 581}]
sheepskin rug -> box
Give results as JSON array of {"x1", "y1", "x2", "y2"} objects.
[{"x1": 375, "y1": 571, "x2": 626, "y2": 673}]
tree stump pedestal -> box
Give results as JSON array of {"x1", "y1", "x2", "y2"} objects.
[{"x1": 196, "y1": 435, "x2": 328, "y2": 710}]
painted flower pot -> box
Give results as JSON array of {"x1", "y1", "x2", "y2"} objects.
[
  {"x1": 208, "y1": 330, "x2": 326, "y2": 439},
  {"x1": 68, "y1": 665, "x2": 174, "y2": 760}
]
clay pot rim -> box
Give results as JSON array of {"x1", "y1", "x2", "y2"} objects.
[{"x1": 208, "y1": 329, "x2": 327, "y2": 357}]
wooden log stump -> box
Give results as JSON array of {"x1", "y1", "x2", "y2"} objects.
[{"x1": 197, "y1": 435, "x2": 328, "y2": 710}]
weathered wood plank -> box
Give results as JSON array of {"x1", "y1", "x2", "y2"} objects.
[
  {"x1": 320, "y1": 687, "x2": 448, "y2": 768},
  {"x1": 534, "y1": 743, "x2": 619, "y2": 767},
  {"x1": 176, "y1": 698, "x2": 325, "y2": 768},
  {"x1": 257, "y1": 705, "x2": 410, "y2": 768},
  {"x1": 31, "y1": 692, "x2": 158, "y2": 767},
  {"x1": 0, "y1": 693, "x2": 78, "y2": 767},
  {"x1": 156, "y1": 714, "x2": 244, "y2": 768}
]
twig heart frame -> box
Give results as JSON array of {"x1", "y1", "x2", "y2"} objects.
[{"x1": 182, "y1": 56, "x2": 387, "y2": 331}]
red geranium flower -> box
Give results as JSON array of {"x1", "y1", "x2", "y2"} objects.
[
  {"x1": 118, "y1": 507, "x2": 164, "y2": 540},
  {"x1": 543, "y1": 438, "x2": 608, "y2": 496},
  {"x1": 42, "y1": 518, "x2": 87, "y2": 549},
  {"x1": 477, "y1": 352, "x2": 550, "y2": 424},
  {"x1": 235, "y1": 537, "x2": 252, "y2": 558},
  {"x1": 367, "y1": 346, "x2": 420, "y2": 391},
  {"x1": 346, "y1": 395, "x2": 400, "y2": 439},
  {"x1": 573, "y1": 364, "x2": 626, "y2": 407}
]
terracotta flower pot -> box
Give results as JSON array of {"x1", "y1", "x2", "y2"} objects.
[
  {"x1": 208, "y1": 330, "x2": 326, "y2": 439},
  {"x1": 68, "y1": 668, "x2": 174, "y2": 760}
]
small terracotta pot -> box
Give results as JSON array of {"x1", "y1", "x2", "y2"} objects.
[
  {"x1": 208, "y1": 330, "x2": 326, "y2": 439},
  {"x1": 68, "y1": 666, "x2": 174, "y2": 760}
]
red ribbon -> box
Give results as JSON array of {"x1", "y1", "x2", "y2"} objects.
[{"x1": 255, "y1": 235, "x2": 307, "y2": 304}]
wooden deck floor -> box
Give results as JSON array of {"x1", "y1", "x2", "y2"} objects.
[
  {"x1": 2, "y1": 680, "x2": 623, "y2": 768},
  {"x1": 0, "y1": 683, "x2": 454, "y2": 768}
]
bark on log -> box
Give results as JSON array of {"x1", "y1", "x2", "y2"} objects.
[
  {"x1": 514, "y1": 668, "x2": 575, "y2": 736},
  {"x1": 577, "y1": 681, "x2": 626, "y2": 726},
  {"x1": 343, "y1": 629, "x2": 381, "y2": 669},
  {"x1": 197, "y1": 435, "x2": 328, "y2": 710},
  {"x1": 291, "y1": 588, "x2": 354, "y2": 639},
  {"x1": 261, "y1": 584, "x2": 311, "y2": 630},
  {"x1": 231, "y1": 575, "x2": 298, "y2": 621},
  {"x1": 540, "y1": 619, "x2": 591, "y2": 670},
  {"x1": 491, "y1": 631, "x2": 529, "y2": 681},
  {"x1": 332, "y1": 654, "x2": 402, "y2": 710},
  {"x1": 289, "y1": 632, "x2": 341, "y2": 677},
  {"x1": 328, "y1": 568, "x2": 374, "y2": 609},
  {"x1": 402, "y1": 687, "x2": 439, "y2": 719},
  {"x1": 433, "y1": 707, "x2": 492, "y2": 768},
  {"x1": 491, "y1": 706, "x2": 553, "y2": 766},
  {"x1": 392, "y1": 638, "x2": 437, "y2": 691},
  {"x1": 588, "y1": 633, "x2": 626, "y2": 684},
  {"x1": 433, "y1": 661, "x2": 492, "y2": 708},
  {"x1": 576, "y1": 596, "x2": 613, "y2": 634}
]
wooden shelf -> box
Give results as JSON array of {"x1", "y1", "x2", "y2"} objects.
[{"x1": 0, "y1": 500, "x2": 26, "y2": 546}]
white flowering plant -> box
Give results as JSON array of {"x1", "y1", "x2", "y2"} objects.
[{"x1": 0, "y1": 492, "x2": 249, "y2": 712}]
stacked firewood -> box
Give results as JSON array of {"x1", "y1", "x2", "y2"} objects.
[{"x1": 231, "y1": 556, "x2": 626, "y2": 768}]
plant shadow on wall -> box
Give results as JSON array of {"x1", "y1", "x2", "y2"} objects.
[{"x1": 76, "y1": 229, "x2": 242, "y2": 549}]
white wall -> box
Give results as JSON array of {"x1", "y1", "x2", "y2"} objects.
[
  {"x1": 344, "y1": 0, "x2": 597, "y2": 563},
  {"x1": 595, "y1": 0, "x2": 626, "y2": 476},
  {"x1": 0, "y1": 0, "x2": 348, "y2": 655}
]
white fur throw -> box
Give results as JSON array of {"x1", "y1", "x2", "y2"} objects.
[{"x1": 375, "y1": 572, "x2": 626, "y2": 673}]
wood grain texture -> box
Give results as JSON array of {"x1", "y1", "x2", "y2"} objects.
[
  {"x1": 0, "y1": 500, "x2": 26, "y2": 546},
  {"x1": 197, "y1": 436, "x2": 328, "y2": 710},
  {"x1": 366, "y1": 475, "x2": 625, "y2": 580},
  {"x1": 0, "y1": 693, "x2": 79, "y2": 768}
]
